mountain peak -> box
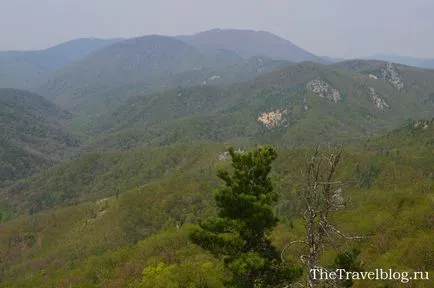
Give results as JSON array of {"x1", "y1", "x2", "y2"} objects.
[{"x1": 176, "y1": 28, "x2": 319, "y2": 63}]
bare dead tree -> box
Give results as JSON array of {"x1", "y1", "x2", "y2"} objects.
[{"x1": 282, "y1": 146, "x2": 366, "y2": 288}]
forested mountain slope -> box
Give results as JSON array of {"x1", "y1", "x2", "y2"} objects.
[
  {"x1": 34, "y1": 35, "x2": 290, "y2": 115},
  {"x1": 0, "y1": 121, "x2": 432, "y2": 287},
  {"x1": 66, "y1": 55, "x2": 289, "y2": 118},
  {"x1": 88, "y1": 60, "x2": 434, "y2": 149},
  {"x1": 0, "y1": 89, "x2": 79, "y2": 184}
]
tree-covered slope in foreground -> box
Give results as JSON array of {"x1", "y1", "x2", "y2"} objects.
[{"x1": 0, "y1": 121, "x2": 432, "y2": 287}]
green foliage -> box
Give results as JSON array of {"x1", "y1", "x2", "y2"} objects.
[
  {"x1": 0, "y1": 88, "x2": 79, "y2": 184},
  {"x1": 358, "y1": 164, "x2": 381, "y2": 188},
  {"x1": 0, "y1": 122, "x2": 433, "y2": 287},
  {"x1": 137, "y1": 260, "x2": 225, "y2": 288},
  {"x1": 78, "y1": 60, "x2": 434, "y2": 152},
  {"x1": 2, "y1": 35, "x2": 434, "y2": 288},
  {"x1": 0, "y1": 142, "x2": 224, "y2": 215},
  {"x1": 334, "y1": 249, "x2": 363, "y2": 287},
  {"x1": 190, "y1": 146, "x2": 301, "y2": 287}
]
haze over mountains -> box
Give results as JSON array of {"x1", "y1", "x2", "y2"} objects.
[
  {"x1": 2, "y1": 28, "x2": 433, "y2": 95},
  {"x1": 176, "y1": 28, "x2": 320, "y2": 62},
  {"x1": 0, "y1": 38, "x2": 121, "y2": 88},
  {"x1": 0, "y1": 28, "x2": 433, "y2": 172},
  {"x1": 0, "y1": 28, "x2": 433, "y2": 159},
  {"x1": 34, "y1": 34, "x2": 290, "y2": 111},
  {"x1": 365, "y1": 54, "x2": 434, "y2": 69}
]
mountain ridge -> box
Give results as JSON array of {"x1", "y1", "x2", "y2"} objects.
[
  {"x1": 365, "y1": 54, "x2": 434, "y2": 69},
  {"x1": 176, "y1": 28, "x2": 320, "y2": 62},
  {"x1": 0, "y1": 38, "x2": 121, "y2": 88},
  {"x1": 33, "y1": 35, "x2": 291, "y2": 113},
  {"x1": 84, "y1": 60, "x2": 434, "y2": 150}
]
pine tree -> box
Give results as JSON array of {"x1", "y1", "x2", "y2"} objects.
[{"x1": 190, "y1": 146, "x2": 301, "y2": 287}]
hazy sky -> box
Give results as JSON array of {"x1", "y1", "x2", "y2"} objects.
[{"x1": 1, "y1": 0, "x2": 433, "y2": 58}]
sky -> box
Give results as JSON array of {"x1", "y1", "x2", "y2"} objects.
[{"x1": 1, "y1": 0, "x2": 433, "y2": 58}]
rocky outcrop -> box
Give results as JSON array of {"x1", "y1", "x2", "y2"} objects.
[
  {"x1": 256, "y1": 57, "x2": 264, "y2": 72},
  {"x1": 218, "y1": 151, "x2": 230, "y2": 160},
  {"x1": 414, "y1": 120, "x2": 430, "y2": 129},
  {"x1": 303, "y1": 97, "x2": 309, "y2": 111},
  {"x1": 368, "y1": 87, "x2": 389, "y2": 110},
  {"x1": 257, "y1": 109, "x2": 287, "y2": 129},
  {"x1": 306, "y1": 79, "x2": 341, "y2": 103},
  {"x1": 381, "y1": 63, "x2": 404, "y2": 90},
  {"x1": 202, "y1": 75, "x2": 221, "y2": 85},
  {"x1": 218, "y1": 148, "x2": 245, "y2": 160}
]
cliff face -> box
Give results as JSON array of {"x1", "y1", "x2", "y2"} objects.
[
  {"x1": 368, "y1": 87, "x2": 389, "y2": 110},
  {"x1": 307, "y1": 79, "x2": 341, "y2": 103},
  {"x1": 382, "y1": 63, "x2": 404, "y2": 90},
  {"x1": 257, "y1": 109, "x2": 288, "y2": 129}
]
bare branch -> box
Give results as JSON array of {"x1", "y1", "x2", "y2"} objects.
[
  {"x1": 281, "y1": 240, "x2": 309, "y2": 262},
  {"x1": 291, "y1": 146, "x2": 367, "y2": 288},
  {"x1": 327, "y1": 224, "x2": 370, "y2": 240},
  {"x1": 316, "y1": 181, "x2": 342, "y2": 185}
]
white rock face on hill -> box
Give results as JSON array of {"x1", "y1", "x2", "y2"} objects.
[
  {"x1": 201, "y1": 75, "x2": 221, "y2": 85},
  {"x1": 257, "y1": 109, "x2": 287, "y2": 129},
  {"x1": 368, "y1": 87, "x2": 389, "y2": 110},
  {"x1": 256, "y1": 57, "x2": 264, "y2": 72},
  {"x1": 218, "y1": 148, "x2": 245, "y2": 160},
  {"x1": 414, "y1": 120, "x2": 430, "y2": 129},
  {"x1": 306, "y1": 79, "x2": 341, "y2": 103},
  {"x1": 382, "y1": 63, "x2": 404, "y2": 90}
]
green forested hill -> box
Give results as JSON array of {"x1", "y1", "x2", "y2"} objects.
[
  {"x1": 1, "y1": 25, "x2": 433, "y2": 288},
  {"x1": 34, "y1": 36, "x2": 289, "y2": 112},
  {"x1": 33, "y1": 35, "x2": 209, "y2": 108},
  {"x1": 0, "y1": 142, "x2": 225, "y2": 215},
  {"x1": 66, "y1": 55, "x2": 289, "y2": 119},
  {"x1": 0, "y1": 121, "x2": 432, "y2": 287},
  {"x1": 1, "y1": 43, "x2": 434, "y2": 287},
  {"x1": 87, "y1": 60, "x2": 434, "y2": 149},
  {"x1": 0, "y1": 89, "x2": 79, "y2": 184}
]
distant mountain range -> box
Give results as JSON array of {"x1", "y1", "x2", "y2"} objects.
[
  {"x1": 1, "y1": 28, "x2": 434, "y2": 160},
  {"x1": 32, "y1": 34, "x2": 291, "y2": 112},
  {"x1": 315, "y1": 54, "x2": 434, "y2": 69},
  {"x1": 0, "y1": 29, "x2": 321, "y2": 94},
  {"x1": 2, "y1": 29, "x2": 434, "y2": 96},
  {"x1": 0, "y1": 38, "x2": 122, "y2": 88},
  {"x1": 364, "y1": 54, "x2": 434, "y2": 69},
  {"x1": 176, "y1": 28, "x2": 320, "y2": 62},
  {"x1": 31, "y1": 28, "x2": 324, "y2": 113}
]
